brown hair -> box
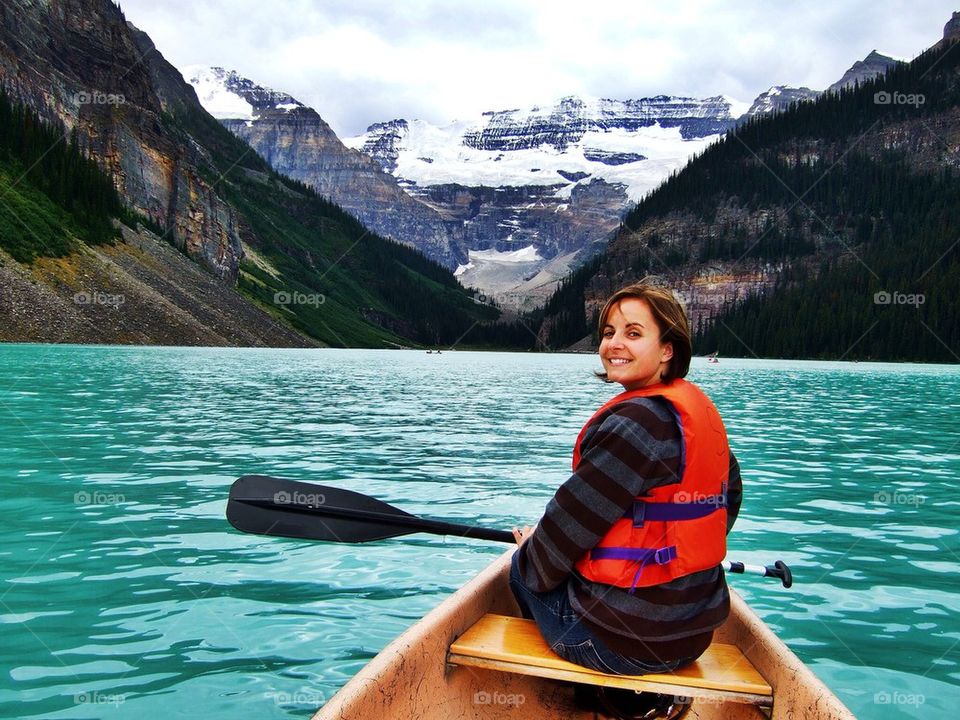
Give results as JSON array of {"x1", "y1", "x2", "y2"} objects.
[{"x1": 595, "y1": 280, "x2": 692, "y2": 383}]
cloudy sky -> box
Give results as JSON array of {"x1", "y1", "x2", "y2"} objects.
[{"x1": 118, "y1": 0, "x2": 958, "y2": 137}]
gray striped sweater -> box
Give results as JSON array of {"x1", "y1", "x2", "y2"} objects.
[{"x1": 516, "y1": 394, "x2": 743, "y2": 660}]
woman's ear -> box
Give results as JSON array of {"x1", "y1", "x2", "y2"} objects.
[{"x1": 661, "y1": 342, "x2": 674, "y2": 363}]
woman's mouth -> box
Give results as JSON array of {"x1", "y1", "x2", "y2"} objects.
[{"x1": 607, "y1": 358, "x2": 632, "y2": 365}]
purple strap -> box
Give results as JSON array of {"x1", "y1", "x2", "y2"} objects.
[
  {"x1": 589, "y1": 546, "x2": 678, "y2": 592},
  {"x1": 626, "y1": 496, "x2": 726, "y2": 527},
  {"x1": 590, "y1": 546, "x2": 677, "y2": 564}
]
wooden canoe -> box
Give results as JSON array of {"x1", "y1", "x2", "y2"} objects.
[{"x1": 313, "y1": 550, "x2": 855, "y2": 719}]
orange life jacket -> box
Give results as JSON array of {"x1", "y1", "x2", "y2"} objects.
[{"x1": 572, "y1": 379, "x2": 729, "y2": 590}]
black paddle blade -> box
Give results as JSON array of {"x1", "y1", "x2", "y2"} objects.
[{"x1": 227, "y1": 474, "x2": 419, "y2": 543}]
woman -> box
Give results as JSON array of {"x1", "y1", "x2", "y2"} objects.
[{"x1": 510, "y1": 281, "x2": 742, "y2": 682}]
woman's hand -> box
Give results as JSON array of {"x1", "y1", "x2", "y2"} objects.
[{"x1": 512, "y1": 525, "x2": 534, "y2": 546}]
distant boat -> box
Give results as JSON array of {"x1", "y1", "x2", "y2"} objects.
[{"x1": 707, "y1": 351, "x2": 719, "y2": 364}]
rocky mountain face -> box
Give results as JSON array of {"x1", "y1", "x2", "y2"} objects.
[
  {"x1": 744, "y1": 51, "x2": 900, "y2": 118},
  {"x1": 186, "y1": 67, "x2": 467, "y2": 269},
  {"x1": 0, "y1": 0, "x2": 244, "y2": 282},
  {"x1": 0, "y1": 0, "x2": 314, "y2": 346},
  {"x1": 827, "y1": 50, "x2": 901, "y2": 93},
  {"x1": 346, "y1": 96, "x2": 736, "y2": 310},
  {"x1": 745, "y1": 86, "x2": 821, "y2": 116},
  {"x1": 945, "y1": 11, "x2": 960, "y2": 41},
  {"x1": 186, "y1": 72, "x2": 735, "y2": 311},
  {"x1": 460, "y1": 96, "x2": 736, "y2": 150}
]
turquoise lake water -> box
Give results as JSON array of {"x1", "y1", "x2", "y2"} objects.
[{"x1": 1, "y1": 345, "x2": 958, "y2": 719}]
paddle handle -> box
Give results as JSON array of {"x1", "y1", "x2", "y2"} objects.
[
  {"x1": 724, "y1": 560, "x2": 793, "y2": 588},
  {"x1": 236, "y1": 497, "x2": 516, "y2": 544}
]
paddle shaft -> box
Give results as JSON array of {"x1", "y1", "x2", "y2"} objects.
[{"x1": 234, "y1": 496, "x2": 515, "y2": 543}]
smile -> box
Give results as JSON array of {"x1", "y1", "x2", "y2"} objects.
[{"x1": 607, "y1": 358, "x2": 632, "y2": 365}]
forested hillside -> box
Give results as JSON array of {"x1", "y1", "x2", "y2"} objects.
[
  {"x1": 0, "y1": 88, "x2": 129, "y2": 262},
  {"x1": 532, "y1": 39, "x2": 960, "y2": 362}
]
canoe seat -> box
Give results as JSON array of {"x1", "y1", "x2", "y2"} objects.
[{"x1": 447, "y1": 614, "x2": 773, "y2": 706}]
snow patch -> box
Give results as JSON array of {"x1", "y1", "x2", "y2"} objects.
[
  {"x1": 183, "y1": 65, "x2": 255, "y2": 120},
  {"x1": 454, "y1": 262, "x2": 474, "y2": 277},
  {"x1": 469, "y1": 245, "x2": 543, "y2": 263},
  {"x1": 722, "y1": 95, "x2": 752, "y2": 119},
  {"x1": 875, "y1": 49, "x2": 909, "y2": 63},
  {"x1": 348, "y1": 116, "x2": 718, "y2": 202}
]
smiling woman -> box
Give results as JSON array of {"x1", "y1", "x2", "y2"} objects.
[
  {"x1": 596, "y1": 283, "x2": 693, "y2": 389},
  {"x1": 510, "y1": 280, "x2": 742, "y2": 713},
  {"x1": 600, "y1": 297, "x2": 675, "y2": 388}
]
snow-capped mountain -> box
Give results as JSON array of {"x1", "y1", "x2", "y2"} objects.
[
  {"x1": 744, "y1": 85, "x2": 820, "y2": 116},
  {"x1": 344, "y1": 95, "x2": 742, "y2": 308},
  {"x1": 346, "y1": 95, "x2": 740, "y2": 204},
  {"x1": 186, "y1": 66, "x2": 304, "y2": 119},
  {"x1": 183, "y1": 66, "x2": 467, "y2": 268}
]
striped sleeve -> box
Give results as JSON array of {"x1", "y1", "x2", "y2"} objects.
[{"x1": 516, "y1": 397, "x2": 682, "y2": 592}]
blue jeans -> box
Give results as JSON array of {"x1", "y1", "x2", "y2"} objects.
[{"x1": 509, "y1": 551, "x2": 693, "y2": 675}]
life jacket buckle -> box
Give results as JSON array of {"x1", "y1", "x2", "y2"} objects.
[{"x1": 653, "y1": 546, "x2": 676, "y2": 565}]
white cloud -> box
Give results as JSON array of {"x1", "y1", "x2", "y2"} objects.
[{"x1": 118, "y1": 0, "x2": 957, "y2": 135}]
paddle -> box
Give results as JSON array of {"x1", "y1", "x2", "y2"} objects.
[{"x1": 227, "y1": 474, "x2": 793, "y2": 588}]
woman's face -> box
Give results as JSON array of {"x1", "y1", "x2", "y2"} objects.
[{"x1": 599, "y1": 298, "x2": 674, "y2": 390}]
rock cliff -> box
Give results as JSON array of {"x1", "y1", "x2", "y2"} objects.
[{"x1": 0, "y1": 0, "x2": 244, "y2": 281}]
